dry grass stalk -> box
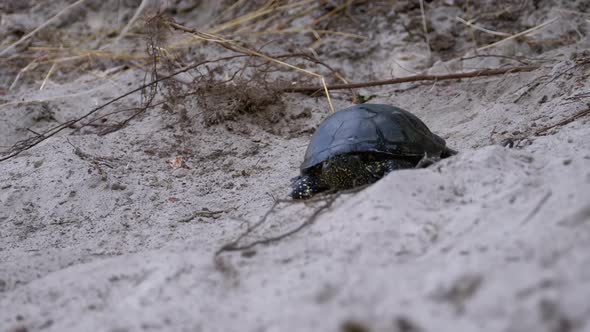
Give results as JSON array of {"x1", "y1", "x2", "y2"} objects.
[
  {"x1": 476, "y1": 17, "x2": 559, "y2": 52},
  {"x1": 166, "y1": 19, "x2": 335, "y2": 112},
  {"x1": 455, "y1": 17, "x2": 511, "y2": 37},
  {"x1": 0, "y1": 0, "x2": 89, "y2": 57},
  {"x1": 419, "y1": 0, "x2": 432, "y2": 57},
  {"x1": 111, "y1": 0, "x2": 151, "y2": 46}
]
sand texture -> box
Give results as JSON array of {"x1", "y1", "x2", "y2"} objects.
[{"x1": 1, "y1": 1, "x2": 590, "y2": 331}]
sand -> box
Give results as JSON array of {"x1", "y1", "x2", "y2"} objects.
[{"x1": 1, "y1": 1, "x2": 590, "y2": 331}]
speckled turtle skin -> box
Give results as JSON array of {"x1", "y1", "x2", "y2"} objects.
[{"x1": 291, "y1": 104, "x2": 456, "y2": 199}]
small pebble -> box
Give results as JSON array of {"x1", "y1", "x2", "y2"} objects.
[
  {"x1": 173, "y1": 168, "x2": 189, "y2": 178},
  {"x1": 111, "y1": 183, "x2": 126, "y2": 190},
  {"x1": 341, "y1": 320, "x2": 370, "y2": 332},
  {"x1": 500, "y1": 138, "x2": 514, "y2": 148},
  {"x1": 538, "y1": 95, "x2": 548, "y2": 104},
  {"x1": 241, "y1": 250, "x2": 257, "y2": 258}
]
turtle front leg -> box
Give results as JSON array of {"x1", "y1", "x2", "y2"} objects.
[
  {"x1": 290, "y1": 174, "x2": 329, "y2": 199},
  {"x1": 415, "y1": 153, "x2": 441, "y2": 168},
  {"x1": 365, "y1": 159, "x2": 415, "y2": 179},
  {"x1": 383, "y1": 159, "x2": 415, "y2": 173}
]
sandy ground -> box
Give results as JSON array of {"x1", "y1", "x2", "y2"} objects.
[{"x1": 1, "y1": 1, "x2": 590, "y2": 331}]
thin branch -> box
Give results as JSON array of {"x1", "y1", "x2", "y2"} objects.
[
  {"x1": 215, "y1": 195, "x2": 338, "y2": 255},
  {"x1": 167, "y1": 19, "x2": 336, "y2": 112},
  {"x1": 520, "y1": 191, "x2": 552, "y2": 225},
  {"x1": 534, "y1": 107, "x2": 590, "y2": 136},
  {"x1": 283, "y1": 65, "x2": 540, "y2": 93},
  {"x1": 0, "y1": 55, "x2": 244, "y2": 163}
]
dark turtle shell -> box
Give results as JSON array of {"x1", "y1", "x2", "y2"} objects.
[{"x1": 301, "y1": 104, "x2": 449, "y2": 171}]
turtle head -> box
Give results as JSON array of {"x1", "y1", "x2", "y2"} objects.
[{"x1": 290, "y1": 173, "x2": 327, "y2": 199}]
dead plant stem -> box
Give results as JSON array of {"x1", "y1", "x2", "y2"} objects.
[{"x1": 283, "y1": 65, "x2": 539, "y2": 93}]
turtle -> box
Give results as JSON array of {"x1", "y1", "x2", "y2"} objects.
[{"x1": 290, "y1": 104, "x2": 457, "y2": 199}]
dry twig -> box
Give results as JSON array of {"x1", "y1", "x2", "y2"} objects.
[
  {"x1": 283, "y1": 65, "x2": 539, "y2": 93},
  {"x1": 534, "y1": 107, "x2": 590, "y2": 136},
  {"x1": 165, "y1": 19, "x2": 335, "y2": 112},
  {"x1": 0, "y1": 55, "x2": 245, "y2": 163},
  {"x1": 215, "y1": 194, "x2": 338, "y2": 255}
]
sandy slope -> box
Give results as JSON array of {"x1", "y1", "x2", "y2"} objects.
[{"x1": 1, "y1": 1, "x2": 590, "y2": 331}]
